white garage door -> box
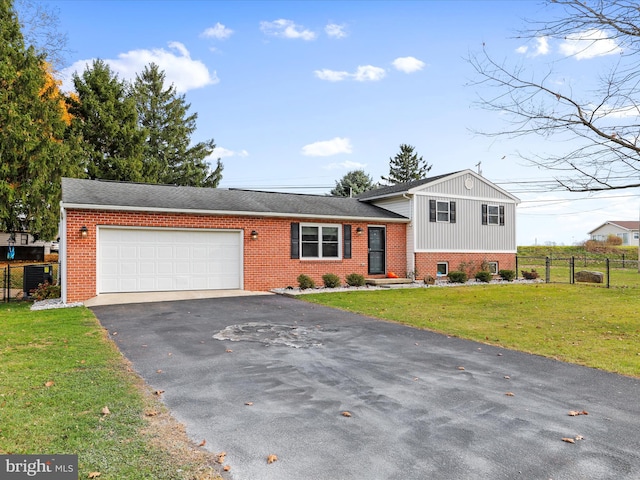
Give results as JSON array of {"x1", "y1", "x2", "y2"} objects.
[{"x1": 98, "y1": 228, "x2": 242, "y2": 293}]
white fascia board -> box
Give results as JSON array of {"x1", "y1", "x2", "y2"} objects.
[
  {"x1": 415, "y1": 248, "x2": 518, "y2": 254},
  {"x1": 412, "y1": 191, "x2": 519, "y2": 204},
  {"x1": 60, "y1": 203, "x2": 410, "y2": 223}
]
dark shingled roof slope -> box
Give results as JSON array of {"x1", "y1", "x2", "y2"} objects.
[
  {"x1": 61, "y1": 178, "x2": 408, "y2": 221},
  {"x1": 356, "y1": 171, "x2": 460, "y2": 200}
]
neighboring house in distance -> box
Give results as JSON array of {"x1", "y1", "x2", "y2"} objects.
[
  {"x1": 589, "y1": 221, "x2": 640, "y2": 247},
  {"x1": 357, "y1": 169, "x2": 520, "y2": 278},
  {"x1": 59, "y1": 169, "x2": 519, "y2": 304}
]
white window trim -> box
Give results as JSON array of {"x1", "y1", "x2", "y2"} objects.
[
  {"x1": 436, "y1": 201, "x2": 450, "y2": 223},
  {"x1": 436, "y1": 262, "x2": 449, "y2": 276},
  {"x1": 300, "y1": 223, "x2": 342, "y2": 260},
  {"x1": 487, "y1": 261, "x2": 498, "y2": 274},
  {"x1": 487, "y1": 205, "x2": 500, "y2": 225}
]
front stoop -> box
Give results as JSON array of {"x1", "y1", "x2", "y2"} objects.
[{"x1": 365, "y1": 278, "x2": 413, "y2": 286}]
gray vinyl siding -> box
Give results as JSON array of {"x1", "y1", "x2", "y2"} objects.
[
  {"x1": 420, "y1": 172, "x2": 514, "y2": 201},
  {"x1": 370, "y1": 197, "x2": 411, "y2": 218},
  {"x1": 414, "y1": 195, "x2": 517, "y2": 252}
]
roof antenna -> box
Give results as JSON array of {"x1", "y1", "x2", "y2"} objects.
[{"x1": 475, "y1": 161, "x2": 482, "y2": 176}]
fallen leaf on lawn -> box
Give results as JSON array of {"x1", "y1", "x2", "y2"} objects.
[
  {"x1": 562, "y1": 437, "x2": 575, "y2": 444},
  {"x1": 145, "y1": 410, "x2": 158, "y2": 417},
  {"x1": 154, "y1": 390, "x2": 165, "y2": 396},
  {"x1": 198, "y1": 439, "x2": 206, "y2": 447},
  {"x1": 223, "y1": 465, "x2": 231, "y2": 471},
  {"x1": 44, "y1": 381, "x2": 55, "y2": 387},
  {"x1": 568, "y1": 410, "x2": 589, "y2": 416},
  {"x1": 505, "y1": 392, "x2": 515, "y2": 396},
  {"x1": 245, "y1": 402, "x2": 254, "y2": 406},
  {"x1": 267, "y1": 454, "x2": 278, "y2": 464},
  {"x1": 216, "y1": 452, "x2": 226, "y2": 464},
  {"x1": 341, "y1": 411, "x2": 352, "y2": 417},
  {"x1": 88, "y1": 472, "x2": 101, "y2": 479},
  {"x1": 101, "y1": 406, "x2": 110, "y2": 415},
  {"x1": 457, "y1": 366, "x2": 465, "y2": 371}
]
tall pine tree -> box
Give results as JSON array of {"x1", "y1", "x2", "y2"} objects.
[
  {"x1": 132, "y1": 63, "x2": 222, "y2": 187},
  {"x1": 381, "y1": 144, "x2": 431, "y2": 185},
  {"x1": 67, "y1": 59, "x2": 145, "y2": 182},
  {"x1": 0, "y1": 0, "x2": 79, "y2": 239}
]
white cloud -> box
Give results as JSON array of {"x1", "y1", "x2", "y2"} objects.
[
  {"x1": 314, "y1": 69, "x2": 351, "y2": 82},
  {"x1": 260, "y1": 19, "x2": 316, "y2": 40},
  {"x1": 323, "y1": 160, "x2": 367, "y2": 170},
  {"x1": 559, "y1": 29, "x2": 622, "y2": 59},
  {"x1": 314, "y1": 65, "x2": 385, "y2": 82},
  {"x1": 301, "y1": 137, "x2": 352, "y2": 156},
  {"x1": 59, "y1": 42, "x2": 218, "y2": 93},
  {"x1": 353, "y1": 65, "x2": 386, "y2": 82},
  {"x1": 325, "y1": 23, "x2": 347, "y2": 39},
  {"x1": 214, "y1": 147, "x2": 249, "y2": 158},
  {"x1": 392, "y1": 56, "x2": 425, "y2": 73},
  {"x1": 516, "y1": 37, "x2": 549, "y2": 57},
  {"x1": 201, "y1": 22, "x2": 234, "y2": 40}
]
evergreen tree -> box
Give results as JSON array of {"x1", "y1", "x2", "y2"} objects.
[
  {"x1": 381, "y1": 144, "x2": 431, "y2": 184},
  {"x1": 0, "y1": 0, "x2": 79, "y2": 240},
  {"x1": 67, "y1": 59, "x2": 145, "y2": 182},
  {"x1": 132, "y1": 63, "x2": 222, "y2": 187},
  {"x1": 330, "y1": 170, "x2": 375, "y2": 197}
]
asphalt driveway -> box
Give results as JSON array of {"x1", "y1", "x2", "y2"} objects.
[{"x1": 91, "y1": 295, "x2": 640, "y2": 480}]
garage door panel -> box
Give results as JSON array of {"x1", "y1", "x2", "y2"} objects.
[{"x1": 99, "y1": 228, "x2": 242, "y2": 293}]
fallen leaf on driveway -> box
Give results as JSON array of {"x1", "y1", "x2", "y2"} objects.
[
  {"x1": 223, "y1": 465, "x2": 231, "y2": 471},
  {"x1": 156, "y1": 370, "x2": 163, "y2": 374},
  {"x1": 245, "y1": 402, "x2": 254, "y2": 406},
  {"x1": 226, "y1": 349, "x2": 233, "y2": 353},
  {"x1": 145, "y1": 410, "x2": 158, "y2": 417},
  {"x1": 504, "y1": 376, "x2": 510, "y2": 379},
  {"x1": 568, "y1": 410, "x2": 589, "y2": 416},
  {"x1": 216, "y1": 452, "x2": 226, "y2": 464},
  {"x1": 562, "y1": 437, "x2": 575, "y2": 444},
  {"x1": 198, "y1": 439, "x2": 206, "y2": 447},
  {"x1": 153, "y1": 390, "x2": 165, "y2": 396},
  {"x1": 575, "y1": 435, "x2": 585, "y2": 441},
  {"x1": 267, "y1": 454, "x2": 278, "y2": 464},
  {"x1": 505, "y1": 392, "x2": 515, "y2": 396},
  {"x1": 341, "y1": 411, "x2": 352, "y2": 417},
  {"x1": 457, "y1": 366, "x2": 465, "y2": 371}
]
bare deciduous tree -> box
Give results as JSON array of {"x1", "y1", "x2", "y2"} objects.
[{"x1": 469, "y1": 0, "x2": 640, "y2": 192}]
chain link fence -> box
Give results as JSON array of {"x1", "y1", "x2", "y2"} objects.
[
  {"x1": 516, "y1": 255, "x2": 640, "y2": 288},
  {"x1": 1, "y1": 263, "x2": 59, "y2": 302}
]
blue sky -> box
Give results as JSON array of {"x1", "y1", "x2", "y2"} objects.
[{"x1": 36, "y1": 0, "x2": 640, "y2": 246}]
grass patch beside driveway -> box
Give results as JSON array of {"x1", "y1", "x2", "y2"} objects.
[
  {"x1": 0, "y1": 303, "x2": 221, "y2": 479},
  {"x1": 302, "y1": 283, "x2": 640, "y2": 377}
]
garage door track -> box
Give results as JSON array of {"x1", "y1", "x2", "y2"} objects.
[{"x1": 91, "y1": 295, "x2": 640, "y2": 480}]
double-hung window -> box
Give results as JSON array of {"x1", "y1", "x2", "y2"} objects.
[
  {"x1": 429, "y1": 200, "x2": 456, "y2": 223},
  {"x1": 481, "y1": 204, "x2": 505, "y2": 226},
  {"x1": 301, "y1": 224, "x2": 340, "y2": 259}
]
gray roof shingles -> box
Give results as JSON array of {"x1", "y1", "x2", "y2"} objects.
[
  {"x1": 355, "y1": 172, "x2": 459, "y2": 200},
  {"x1": 61, "y1": 178, "x2": 408, "y2": 221}
]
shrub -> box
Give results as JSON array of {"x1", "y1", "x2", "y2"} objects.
[
  {"x1": 345, "y1": 273, "x2": 365, "y2": 287},
  {"x1": 521, "y1": 269, "x2": 539, "y2": 280},
  {"x1": 498, "y1": 269, "x2": 516, "y2": 282},
  {"x1": 33, "y1": 282, "x2": 61, "y2": 300},
  {"x1": 606, "y1": 234, "x2": 623, "y2": 245},
  {"x1": 475, "y1": 271, "x2": 493, "y2": 283},
  {"x1": 322, "y1": 273, "x2": 341, "y2": 288},
  {"x1": 297, "y1": 274, "x2": 315, "y2": 290},
  {"x1": 448, "y1": 270, "x2": 468, "y2": 283}
]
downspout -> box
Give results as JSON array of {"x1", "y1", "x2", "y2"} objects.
[
  {"x1": 59, "y1": 202, "x2": 67, "y2": 304},
  {"x1": 402, "y1": 193, "x2": 415, "y2": 279}
]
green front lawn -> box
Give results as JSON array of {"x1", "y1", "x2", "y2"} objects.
[
  {"x1": 0, "y1": 303, "x2": 220, "y2": 479},
  {"x1": 303, "y1": 283, "x2": 640, "y2": 377}
]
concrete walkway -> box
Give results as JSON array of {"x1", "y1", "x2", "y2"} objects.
[{"x1": 84, "y1": 289, "x2": 272, "y2": 307}]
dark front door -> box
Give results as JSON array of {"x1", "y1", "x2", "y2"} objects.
[{"x1": 368, "y1": 227, "x2": 386, "y2": 275}]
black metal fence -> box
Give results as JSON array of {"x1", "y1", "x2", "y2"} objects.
[
  {"x1": 516, "y1": 255, "x2": 640, "y2": 288},
  {"x1": 1, "y1": 263, "x2": 59, "y2": 302}
]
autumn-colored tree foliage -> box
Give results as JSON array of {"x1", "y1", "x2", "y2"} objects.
[{"x1": 0, "y1": 0, "x2": 79, "y2": 239}]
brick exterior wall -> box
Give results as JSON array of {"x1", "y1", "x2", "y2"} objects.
[
  {"x1": 414, "y1": 252, "x2": 516, "y2": 280},
  {"x1": 64, "y1": 209, "x2": 407, "y2": 302}
]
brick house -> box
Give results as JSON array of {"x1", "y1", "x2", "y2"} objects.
[{"x1": 60, "y1": 169, "x2": 519, "y2": 303}]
